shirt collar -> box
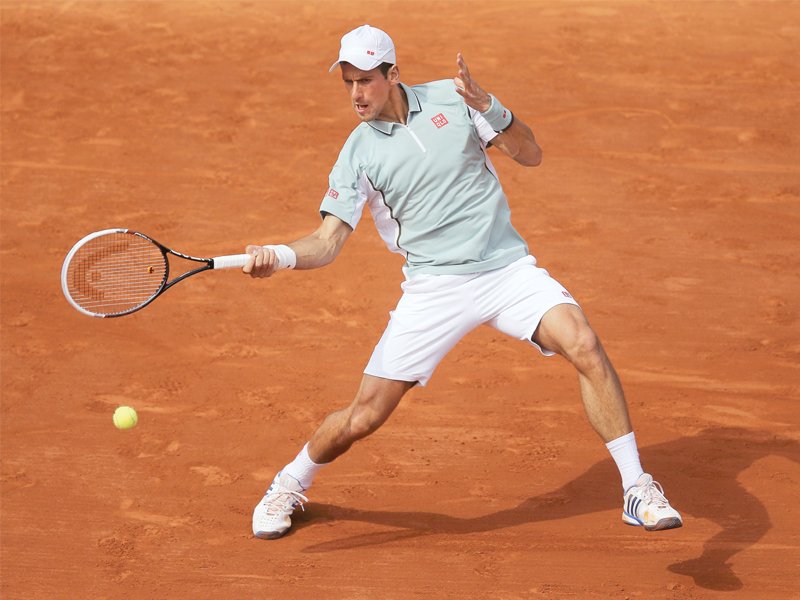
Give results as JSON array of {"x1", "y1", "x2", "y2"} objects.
[{"x1": 367, "y1": 83, "x2": 422, "y2": 135}]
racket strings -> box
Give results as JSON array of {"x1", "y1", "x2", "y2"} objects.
[{"x1": 66, "y1": 233, "x2": 167, "y2": 315}]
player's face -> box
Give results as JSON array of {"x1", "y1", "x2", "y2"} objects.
[{"x1": 341, "y1": 63, "x2": 397, "y2": 122}]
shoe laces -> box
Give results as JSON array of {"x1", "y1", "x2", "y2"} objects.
[
  {"x1": 262, "y1": 486, "x2": 308, "y2": 517},
  {"x1": 641, "y1": 479, "x2": 669, "y2": 507}
]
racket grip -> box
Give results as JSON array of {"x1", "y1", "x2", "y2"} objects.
[{"x1": 212, "y1": 254, "x2": 251, "y2": 269}]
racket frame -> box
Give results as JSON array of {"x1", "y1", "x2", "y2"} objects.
[{"x1": 61, "y1": 228, "x2": 241, "y2": 318}]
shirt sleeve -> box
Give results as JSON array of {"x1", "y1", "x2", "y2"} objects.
[
  {"x1": 319, "y1": 143, "x2": 369, "y2": 229},
  {"x1": 468, "y1": 106, "x2": 499, "y2": 145}
]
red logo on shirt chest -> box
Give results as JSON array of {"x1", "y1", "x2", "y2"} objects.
[
  {"x1": 431, "y1": 113, "x2": 449, "y2": 128},
  {"x1": 327, "y1": 188, "x2": 339, "y2": 199}
]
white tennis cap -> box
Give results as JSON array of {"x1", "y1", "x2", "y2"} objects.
[{"x1": 329, "y1": 25, "x2": 396, "y2": 73}]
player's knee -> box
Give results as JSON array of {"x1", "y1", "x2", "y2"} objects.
[
  {"x1": 347, "y1": 395, "x2": 389, "y2": 439},
  {"x1": 567, "y1": 326, "x2": 604, "y2": 369},
  {"x1": 343, "y1": 377, "x2": 408, "y2": 442},
  {"x1": 347, "y1": 408, "x2": 382, "y2": 440}
]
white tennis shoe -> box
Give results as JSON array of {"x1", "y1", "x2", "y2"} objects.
[
  {"x1": 252, "y1": 472, "x2": 308, "y2": 540},
  {"x1": 622, "y1": 473, "x2": 683, "y2": 531}
]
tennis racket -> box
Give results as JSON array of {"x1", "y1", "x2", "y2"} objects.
[{"x1": 61, "y1": 228, "x2": 250, "y2": 318}]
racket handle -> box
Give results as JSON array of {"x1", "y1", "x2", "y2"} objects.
[{"x1": 212, "y1": 254, "x2": 251, "y2": 269}]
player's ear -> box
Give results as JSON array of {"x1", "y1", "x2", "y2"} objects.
[{"x1": 388, "y1": 65, "x2": 400, "y2": 83}]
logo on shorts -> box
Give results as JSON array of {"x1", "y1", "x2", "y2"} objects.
[
  {"x1": 431, "y1": 113, "x2": 449, "y2": 128},
  {"x1": 327, "y1": 188, "x2": 339, "y2": 200},
  {"x1": 562, "y1": 291, "x2": 572, "y2": 298}
]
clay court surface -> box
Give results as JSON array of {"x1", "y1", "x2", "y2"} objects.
[{"x1": 2, "y1": 1, "x2": 799, "y2": 598}]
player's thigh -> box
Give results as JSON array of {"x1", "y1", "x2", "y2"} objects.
[
  {"x1": 365, "y1": 276, "x2": 480, "y2": 386},
  {"x1": 531, "y1": 303, "x2": 593, "y2": 358},
  {"x1": 483, "y1": 258, "x2": 579, "y2": 356}
]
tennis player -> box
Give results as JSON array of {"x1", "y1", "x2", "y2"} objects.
[{"x1": 244, "y1": 25, "x2": 682, "y2": 539}]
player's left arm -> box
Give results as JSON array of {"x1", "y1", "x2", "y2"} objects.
[
  {"x1": 485, "y1": 116, "x2": 541, "y2": 167},
  {"x1": 454, "y1": 53, "x2": 542, "y2": 167}
]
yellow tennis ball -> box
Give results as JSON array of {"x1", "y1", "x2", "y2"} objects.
[{"x1": 113, "y1": 406, "x2": 138, "y2": 430}]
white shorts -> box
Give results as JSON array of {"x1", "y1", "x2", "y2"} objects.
[{"x1": 364, "y1": 255, "x2": 580, "y2": 386}]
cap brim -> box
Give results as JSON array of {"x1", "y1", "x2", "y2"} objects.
[{"x1": 328, "y1": 49, "x2": 386, "y2": 73}]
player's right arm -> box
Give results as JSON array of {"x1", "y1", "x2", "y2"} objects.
[{"x1": 243, "y1": 213, "x2": 352, "y2": 278}]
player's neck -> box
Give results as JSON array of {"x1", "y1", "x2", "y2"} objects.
[{"x1": 377, "y1": 85, "x2": 409, "y2": 125}]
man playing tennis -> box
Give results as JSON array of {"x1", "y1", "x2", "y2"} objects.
[{"x1": 244, "y1": 25, "x2": 682, "y2": 539}]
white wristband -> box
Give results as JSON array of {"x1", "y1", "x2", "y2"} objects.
[
  {"x1": 480, "y1": 94, "x2": 514, "y2": 132},
  {"x1": 262, "y1": 244, "x2": 297, "y2": 270}
]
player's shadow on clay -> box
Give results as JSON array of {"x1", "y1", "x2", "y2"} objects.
[{"x1": 292, "y1": 427, "x2": 798, "y2": 592}]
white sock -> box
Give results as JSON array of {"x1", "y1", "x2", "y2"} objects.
[
  {"x1": 282, "y1": 443, "x2": 326, "y2": 490},
  {"x1": 605, "y1": 431, "x2": 644, "y2": 492}
]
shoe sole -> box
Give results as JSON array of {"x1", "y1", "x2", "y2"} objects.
[
  {"x1": 254, "y1": 529, "x2": 289, "y2": 540},
  {"x1": 645, "y1": 517, "x2": 683, "y2": 531},
  {"x1": 622, "y1": 513, "x2": 683, "y2": 531}
]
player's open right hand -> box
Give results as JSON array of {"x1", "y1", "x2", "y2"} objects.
[
  {"x1": 454, "y1": 53, "x2": 491, "y2": 113},
  {"x1": 243, "y1": 245, "x2": 279, "y2": 278}
]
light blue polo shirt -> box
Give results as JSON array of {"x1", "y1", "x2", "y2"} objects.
[{"x1": 319, "y1": 80, "x2": 529, "y2": 275}]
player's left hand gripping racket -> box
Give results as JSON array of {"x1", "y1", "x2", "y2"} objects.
[{"x1": 61, "y1": 228, "x2": 250, "y2": 317}]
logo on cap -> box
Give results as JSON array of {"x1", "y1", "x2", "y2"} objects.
[{"x1": 367, "y1": 50, "x2": 375, "y2": 55}]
